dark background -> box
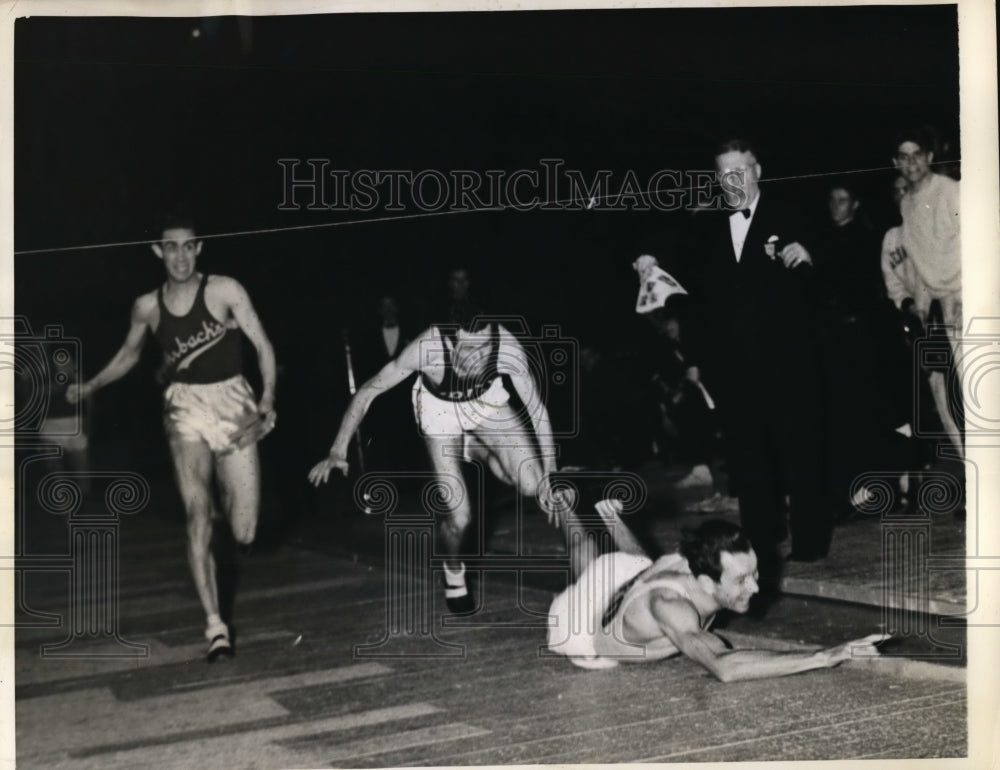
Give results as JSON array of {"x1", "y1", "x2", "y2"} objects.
[{"x1": 13, "y1": 6, "x2": 960, "y2": 520}]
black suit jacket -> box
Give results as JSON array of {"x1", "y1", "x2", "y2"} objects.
[
  {"x1": 352, "y1": 323, "x2": 412, "y2": 383},
  {"x1": 687, "y1": 193, "x2": 820, "y2": 398}
]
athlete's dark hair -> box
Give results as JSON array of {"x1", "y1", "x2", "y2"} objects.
[
  {"x1": 893, "y1": 126, "x2": 935, "y2": 155},
  {"x1": 828, "y1": 176, "x2": 861, "y2": 201},
  {"x1": 159, "y1": 212, "x2": 199, "y2": 239},
  {"x1": 678, "y1": 519, "x2": 752, "y2": 582}
]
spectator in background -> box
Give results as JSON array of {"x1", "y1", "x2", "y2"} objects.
[
  {"x1": 887, "y1": 126, "x2": 963, "y2": 462},
  {"x1": 892, "y1": 126, "x2": 961, "y2": 355},
  {"x1": 646, "y1": 312, "x2": 718, "y2": 490},
  {"x1": 444, "y1": 265, "x2": 477, "y2": 305},
  {"x1": 374, "y1": 296, "x2": 409, "y2": 361},
  {"x1": 448, "y1": 267, "x2": 473, "y2": 303},
  {"x1": 881, "y1": 174, "x2": 964, "y2": 467},
  {"x1": 350, "y1": 293, "x2": 423, "y2": 472},
  {"x1": 814, "y1": 179, "x2": 884, "y2": 314},
  {"x1": 632, "y1": 255, "x2": 707, "y2": 477},
  {"x1": 633, "y1": 256, "x2": 737, "y2": 515},
  {"x1": 881, "y1": 176, "x2": 932, "y2": 318},
  {"x1": 813, "y1": 179, "x2": 913, "y2": 518},
  {"x1": 414, "y1": 264, "x2": 479, "y2": 331}
]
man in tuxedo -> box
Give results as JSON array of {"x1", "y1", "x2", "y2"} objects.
[
  {"x1": 687, "y1": 138, "x2": 831, "y2": 594},
  {"x1": 351, "y1": 294, "x2": 420, "y2": 471},
  {"x1": 364, "y1": 295, "x2": 409, "y2": 364}
]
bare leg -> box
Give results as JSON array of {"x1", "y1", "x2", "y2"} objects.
[
  {"x1": 468, "y1": 419, "x2": 641, "y2": 577},
  {"x1": 927, "y1": 371, "x2": 964, "y2": 460},
  {"x1": 215, "y1": 443, "x2": 261, "y2": 546},
  {"x1": 423, "y1": 435, "x2": 472, "y2": 568},
  {"x1": 940, "y1": 294, "x2": 965, "y2": 457},
  {"x1": 423, "y1": 435, "x2": 477, "y2": 612},
  {"x1": 167, "y1": 438, "x2": 221, "y2": 626},
  {"x1": 465, "y1": 423, "x2": 545, "y2": 500},
  {"x1": 940, "y1": 293, "x2": 963, "y2": 361}
]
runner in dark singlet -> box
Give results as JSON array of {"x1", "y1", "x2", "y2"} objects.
[
  {"x1": 67, "y1": 215, "x2": 277, "y2": 662},
  {"x1": 309, "y1": 302, "x2": 572, "y2": 613},
  {"x1": 153, "y1": 273, "x2": 243, "y2": 383},
  {"x1": 416, "y1": 321, "x2": 502, "y2": 403},
  {"x1": 549, "y1": 516, "x2": 885, "y2": 680}
]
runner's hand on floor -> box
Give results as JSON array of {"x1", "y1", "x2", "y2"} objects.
[
  {"x1": 308, "y1": 452, "x2": 349, "y2": 486},
  {"x1": 823, "y1": 633, "x2": 888, "y2": 667}
]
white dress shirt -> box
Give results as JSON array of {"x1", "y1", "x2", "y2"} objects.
[{"x1": 728, "y1": 192, "x2": 760, "y2": 262}]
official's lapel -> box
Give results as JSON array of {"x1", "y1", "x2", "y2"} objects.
[{"x1": 741, "y1": 195, "x2": 769, "y2": 266}]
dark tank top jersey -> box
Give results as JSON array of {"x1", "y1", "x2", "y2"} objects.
[
  {"x1": 420, "y1": 324, "x2": 501, "y2": 402},
  {"x1": 153, "y1": 274, "x2": 243, "y2": 385}
]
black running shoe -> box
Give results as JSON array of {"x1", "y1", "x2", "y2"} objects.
[
  {"x1": 445, "y1": 591, "x2": 476, "y2": 615},
  {"x1": 207, "y1": 633, "x2": 234, "y2": 663},
  {"x1": 444, "y1": 575, "x2": 476, "y2": 614}
]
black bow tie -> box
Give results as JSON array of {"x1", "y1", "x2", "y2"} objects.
[{"x1": 731, "y1": 208, "x2": 751, "y2": 219}]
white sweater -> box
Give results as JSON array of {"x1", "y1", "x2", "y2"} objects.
[
  {"x1": 898, "y1": 173, "x2": 961, "y2": 297},
  {"x1": 881, "y1": 225, "x2": 933, "y2": 316}
]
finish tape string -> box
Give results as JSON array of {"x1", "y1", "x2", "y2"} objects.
[{"x1": 13, "y1": 161, "x2": 948, "y2": 256}]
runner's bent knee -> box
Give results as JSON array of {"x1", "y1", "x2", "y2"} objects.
[
  {"x1": 185, "y1": 505, "x2": 213, "y2": 547},
  {"x1": 230, "y1": 516, "x2": 257, "y2": 545},
  {"x1": 215, "y1": 445, "x2": 261, "y2": 541},
  {"x1": 441, "y1": 511, "x2": 470, "y2": 547},
  {"x1": 516, "y1": 458, "x2": 547, "y2": 499},
  {"x1": 446, "y1": 504, "x2": 471, "y2": 530}
]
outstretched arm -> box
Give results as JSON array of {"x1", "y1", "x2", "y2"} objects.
[
  {"x1": 66, "y1": 297, "x2": 151, "y2": 403},
  {"x1": 308, "y1": 335, "x2": 423, "y2": 485},
  {"x1": 653, "y1": 595, "x2": 883, "y2": 683}
]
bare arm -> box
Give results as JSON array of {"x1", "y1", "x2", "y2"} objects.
[
  {"x1": 497, "y1": 327, "x2": 557, "y2": 476},
  {"x1": 652, "y1": 595, "x2": 882, "y2": 683},
  {"x1": 215, "y1": 277, "x2": 277, "y2": 413},
  {"x1": 66, "y1": 296, "x2": 151, "y2": 403},
  {"x1": 307, "y1": 333, "x2": 424, "y2": 485}
]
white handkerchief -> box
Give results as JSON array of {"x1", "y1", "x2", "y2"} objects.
[{"x1": 633, "y1": 254, "x2": 687, "y2": 313}]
